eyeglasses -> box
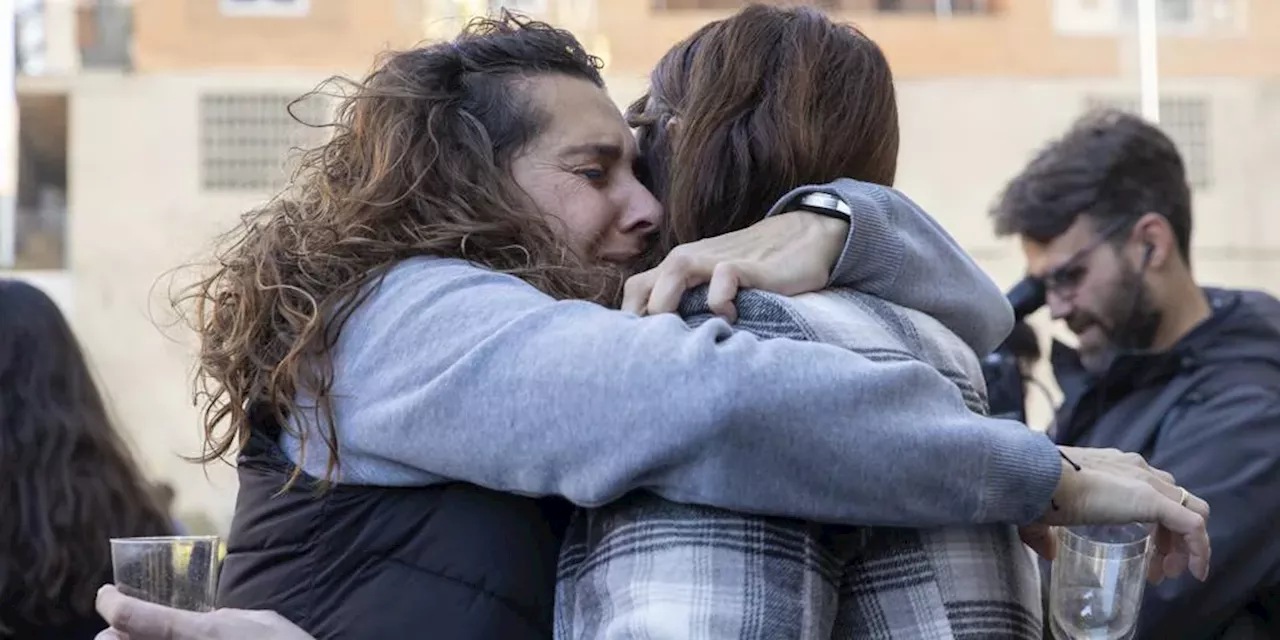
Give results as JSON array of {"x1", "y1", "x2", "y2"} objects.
[{"x1": 1037, "y1": 218, "x2": 1136, "y2": 297}]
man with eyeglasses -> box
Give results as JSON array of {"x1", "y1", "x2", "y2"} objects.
[{"x1": 992, "y1": 108, "x2": 1280, "y2": 639}]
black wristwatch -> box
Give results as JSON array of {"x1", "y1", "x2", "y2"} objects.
[{"x1": 791, "y1": 192, "x2": 853, "y2": 223}]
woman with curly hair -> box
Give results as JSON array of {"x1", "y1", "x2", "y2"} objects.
[{"x1": 0, "y1": 280, "x2": 173, "y2": 639}]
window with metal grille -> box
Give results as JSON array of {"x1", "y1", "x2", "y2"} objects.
[
  {"x1": 199, "y1": 93, "x2": 329, "y2": 192},
  {"x1": 1085, "y1": 95, "x2": 1212, "y2": 189}
]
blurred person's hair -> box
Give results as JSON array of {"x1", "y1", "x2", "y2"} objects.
[
  {"x1": 154, "y1": 481, "x2": 176, "y2": 509},
  {"x1": 629, "y1": 4, "x2": 898, "y2": 252},
  {"x1": 0, "y1": 280, "x2": 172, "y2": 633},
  {"x1": 1003, "y1": 320, "x2": 1041, "y2": 371},
  {"x1": 990, "y1": 108, "x2": 1192, "y2": 263},
  {"x1": 174, "y1": 13, "x2": 615, "y2": 487}
]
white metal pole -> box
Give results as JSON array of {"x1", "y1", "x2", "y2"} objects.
[
  {"x1": 0, "y1": 0, "x2": 18, "y2": 268},
  {"x1": 1136, "y1": 0, "x2": 1161, "y2": 123}
]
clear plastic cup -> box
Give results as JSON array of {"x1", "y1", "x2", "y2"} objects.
[
  {"x1": 1049, "y1": 524, "x2": 1152, "y2": 640},
  {"x1": 110, "y1": 535, "x2": 221, "y2": 612}
]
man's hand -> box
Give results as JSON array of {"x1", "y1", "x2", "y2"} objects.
[
  {"x1": 622, "y1": 211, "x2": 848, "y2": 322},
  {"x1": 94, "y1": 585, "x2": 313, "y2": 640},
  {"x1": 1033, "y1": 448, "x2": 1212, "y2": 584}
]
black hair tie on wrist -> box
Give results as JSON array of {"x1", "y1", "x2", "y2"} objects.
[
  {"x1": 1060, "y1": 449, "x2": 1082, "y2": 471},
  {"x1": 1051, "y1": 449, "x2": 1083, "y2": 511}
]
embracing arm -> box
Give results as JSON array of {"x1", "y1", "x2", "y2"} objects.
[
  {"x1": 308, "y1": 257, "x2": 1061, "y2": 527},
  {"x1": 769, "y1": 179, "x2": 1014, "y2": 355}
]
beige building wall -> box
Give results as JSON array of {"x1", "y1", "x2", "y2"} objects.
[
  {"x1": 132, "y1": 0, "x2": 427, "y2": 74},
  {"x1": 9, "y1": 0, "x2": 1279, "y2": 528},
  {"x1": 64, "y1": 71, "x2": 336, "y2": 531},
  {"x1": 599, "y1": 0, "x2": 1278, "y2": 80},
  {"x1": 127, "y1": 1, "x2": 1280, "y2": 80}
]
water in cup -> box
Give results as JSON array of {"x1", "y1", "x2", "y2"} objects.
[
  {"x1": 1049, "y1": 524, "x2": 1151, "y2": 640},
  {"x1": 1052, "y1": 586, "x2": 1140, "y2": 640}
]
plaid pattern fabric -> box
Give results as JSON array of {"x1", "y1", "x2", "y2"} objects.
[{"x1": 555, "y1": 288, "x2": 1042, "y2": 639}]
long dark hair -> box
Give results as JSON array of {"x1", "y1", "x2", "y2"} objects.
[
  {"x1": 175, "y1": 13, "x2": 616, "y2": 486},
  {"x1": 0, "y1": 280, "x2": 172, "y2": 633},
  {"x1": 631, "y1": 4, "x2": 899, "y2": 251}
]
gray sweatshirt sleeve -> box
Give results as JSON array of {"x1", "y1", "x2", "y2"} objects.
[
  {"x1": 311, "y1": 257, "x2": 1061, "y2": 527},
  {"x1": 768, "y1": 179, "x2": 1014, "y2": 355}
]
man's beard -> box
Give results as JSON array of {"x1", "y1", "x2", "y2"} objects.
[{"x1": 1075, "y1": 264, "x2": 1163, "y2": 374}]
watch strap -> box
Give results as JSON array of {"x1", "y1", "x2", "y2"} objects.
[{"x1": 793, "y1": 192, "x2": 852, "y2": 221}]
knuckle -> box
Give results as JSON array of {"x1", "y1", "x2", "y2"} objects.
[
  {"x1": 713, "y1": 261, "x2": 738, "y2": 276},
  {"x1": 1141, "y1": 483, "x2": 1166, "y2": 502},
  {"x1": 1190, "y1": 513, "x2": 1208, "y2": 533},
  {"x1": 664, "y1": 247, "x2": 691, "y2": 268},
  {"x1": 208, "y1": 609, "x2": 235, "y2": 624}
]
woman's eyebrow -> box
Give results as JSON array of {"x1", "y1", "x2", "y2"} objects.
[{"x1": 559, "y1": 143, "x2": 625, "y2": 161}]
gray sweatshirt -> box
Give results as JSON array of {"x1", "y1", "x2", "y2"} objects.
[{"x1": 283, "y1": 179, "x2": 1063, "y2": 527}]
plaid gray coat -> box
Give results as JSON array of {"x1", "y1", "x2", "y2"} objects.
[{"x1": 555, "y1": 288, "x2": 1042, "y2": 639}]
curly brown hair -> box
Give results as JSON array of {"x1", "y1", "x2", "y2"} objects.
[
  {"x1": 177, "y1": 13, "x2": 620, "y2": 486},
  {"x1": 0, "y1": 280, "x2": 173, "y2": 633}
]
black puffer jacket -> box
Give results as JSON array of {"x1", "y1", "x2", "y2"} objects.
[{"x1": 217, "y1": 411, "x2": 571, "y2": 639}]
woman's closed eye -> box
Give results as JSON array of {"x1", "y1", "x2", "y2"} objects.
[{"x1": 576, "y1": 166, "x2": 608, "y2": 184}]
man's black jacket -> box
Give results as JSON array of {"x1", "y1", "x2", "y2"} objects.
[{"x1": 1048, "y1": 287, "x2": 1280, "y2": 639}]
